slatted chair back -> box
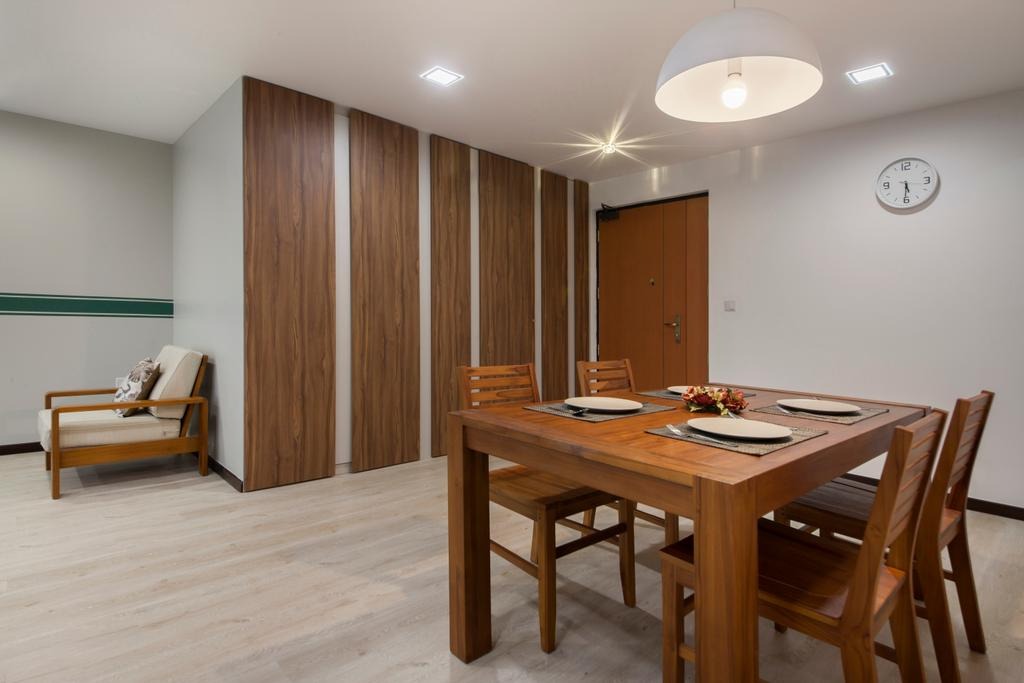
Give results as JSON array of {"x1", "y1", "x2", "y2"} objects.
[
  {"x1": 457, "y1": 364, "x2": 540, "y2": 410},
  {"x1": 576, "y1": 359, "x2": 637, "y2": 396},
  {"x1": 933, "y1": 391, "x2": 994, "y2": 515},
  {"x1": 842, "y1": 410, "x2": 947, "y2": 630}
]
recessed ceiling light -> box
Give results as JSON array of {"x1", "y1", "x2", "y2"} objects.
[
  {"x1": 601, "y1": 143, "x2": 617, "y2": 155},
  {"x1": 846, "y1": 62, "x2": 893, "y2": 85},
  {"x1": 420, "y1": 66, "x2": 464, "y2": 87}
]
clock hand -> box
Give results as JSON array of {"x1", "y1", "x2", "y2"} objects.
[{"x1": 904, "y1": 181, "x2": 910, "y2": 197}]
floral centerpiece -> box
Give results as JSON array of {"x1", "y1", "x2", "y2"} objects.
[{"x1": 681, "y1": 385, "x2": 748, "y2": 416}]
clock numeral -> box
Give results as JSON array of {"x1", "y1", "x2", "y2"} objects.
[
  {"x1": 903, "y1": 197, "x2": 910, "y2": 204},
  {"x1": 882, "y1": 181, "x2": 890, "y2": 189},
  {"x1": 924, "y1": 176, "x2": 931, "y2": 184},
  {"x1": 901, "y1": 161, "x2": 911, "y2": 171}
]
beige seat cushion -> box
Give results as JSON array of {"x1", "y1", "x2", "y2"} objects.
[
  {"x1": 38, "y1": 409, "x2": 181, "y2": 451},
  {"x1": 147, "y1": 345, "x2": 203, "y2": 420}
]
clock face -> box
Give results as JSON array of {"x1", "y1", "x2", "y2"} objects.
[{"x1": 876, "y1": 158, "x2": 938, "y2": 209}]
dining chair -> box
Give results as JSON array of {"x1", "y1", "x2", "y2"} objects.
[
  {"x1": 576, "y1": 358, "x2": 681, "y2": 544},
  {"x1": 775, "y1": 391, "x2": 994, "y2": 682},
  {"x1": 660, "y1": 410, "x2": 947, "y2": 682},
  {"x1": 456, "y1": 363, "x2": 636, "y2": 653}
]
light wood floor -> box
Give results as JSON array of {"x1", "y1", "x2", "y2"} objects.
[{"x1": 1, "y1": 452, "x2": 1022, "y2": 682}]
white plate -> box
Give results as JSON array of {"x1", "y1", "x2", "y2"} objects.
[
  {"x1": 667, "y1": 385, "x2": 721, "y2": 394},
  {"x1": 777, "y1": 398, "x2": 861, "y2": 415},
  {"x1": 687, "y1": 417, "x2": 792, "y2": 441},
  {"x1": 564, "y1": 396, "x2": 644, "y2": 414}
]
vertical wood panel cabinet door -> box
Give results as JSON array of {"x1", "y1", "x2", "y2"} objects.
[
  {"x1": 479, "y1": 151, "x2": 535, "y2": 368},
  {"x1": 243, "y1": 77, "x2": 336, "y2": 490},
  {"x1": 540, "y1": 170, "x2": 569, "y2": 401},
  {"x1": 430, "y1": 136, "x2": 471, "y2": 457},
  {"x1": 597, "y1": 196, "x2": 708, "y2": 391},
  {"x1": 573, "y1": 180, "x2": 590, "y2": 367},
  {"x1": 349, "y1": 110, "x2": 420, "y2": 472}
]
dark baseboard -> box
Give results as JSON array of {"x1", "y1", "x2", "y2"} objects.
[
  {"x1": 207, "y1": 457, "x2": 244, "y2": 492},
  {"x1": 0, "y1": 441, "x2": 42, "y2": 455},
  {"x1": 841, "y1": 473, "x2": 1024, "y2": 522}
]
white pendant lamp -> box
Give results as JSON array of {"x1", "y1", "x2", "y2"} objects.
[{"x1": 655, "y1": 5, "x2": 823, "y2": 122}]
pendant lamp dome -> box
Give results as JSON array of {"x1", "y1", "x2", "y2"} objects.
[{"x1": 655, "y1": 6, "x2": 823, "y2": 122}]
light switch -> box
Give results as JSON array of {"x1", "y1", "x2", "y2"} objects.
[{"x1": 724, "y1": 300, "x2": 736, "y2": 312}]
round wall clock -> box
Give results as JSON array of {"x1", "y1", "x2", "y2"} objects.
[{"x1": 875, "y1": 157, "x2": 939, "y2": 209}]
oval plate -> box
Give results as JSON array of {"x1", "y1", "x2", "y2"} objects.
[
  {"x1": 564, "y1": 396, "x2": 643, "y2": 414},
  {"x1": 688, "y1": 417, "x2": 792, "y2": 441},
  {"x1": 778, "y1": 398, "x2": 860, "y2": 415}
]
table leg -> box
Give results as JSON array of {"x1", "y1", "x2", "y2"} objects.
[
  {"x1": 448, "y1": 415, "x2": 492, "y2": 662},
  {"x1": 694, "y1": 478, "x2": 758, "y2": 682}
]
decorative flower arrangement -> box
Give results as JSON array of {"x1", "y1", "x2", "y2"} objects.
[{"x1": 682, "y1": 385, "x2": 749, "y2": 415}]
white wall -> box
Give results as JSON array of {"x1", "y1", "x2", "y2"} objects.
[
  {"x1": 172, "y1": 80, "x2": 245, "y2": 480},
  {"x1": 590, "y1": 89, "x2": 1024, "y2": 507},
  {"x1": 0, "y1": 111, "x2": 172, "y2": 443}
]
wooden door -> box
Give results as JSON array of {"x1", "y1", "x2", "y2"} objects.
[{"x1": 597, "y1": 196, "x2": 708, "y2": 391}]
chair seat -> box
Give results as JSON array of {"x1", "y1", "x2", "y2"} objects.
[
  {"x1": 780, "y1": 478, "x2": 963, "y2": 547},
  {"x1": 662, "y1": 519, "x2": 905, "y2": 625},
  {"x1": 489, "y1": 465, "x2": 619, "y2": 520},
  {"x1": 38, "y1": 408, "x2": 180, "y2": 451}
]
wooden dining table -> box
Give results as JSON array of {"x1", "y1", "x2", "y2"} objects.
[{"x1": 447, "y1": 384, "x2": 929, "y2": 681}]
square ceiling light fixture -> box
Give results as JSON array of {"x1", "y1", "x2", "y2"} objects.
[
  {"x1": 846, "y1": 62, "x2": 893, "y2": 85},
  {"x1": 420, "y1": 66, "x2": 464, "y2": 87}
]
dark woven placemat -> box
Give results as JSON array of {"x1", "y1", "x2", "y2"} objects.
[
  {"x1": 753, "y1": 404, "x2": 888, "y2": 425},
  {"x1": 639, "y1": 388, "x2": 757, "y2": 401},
  {"x1": 525, "y1": 402, "x2": 676, "y2": 423},
  {"x1": 647, "y1": 423, "x2": 827, "y2": 456}
]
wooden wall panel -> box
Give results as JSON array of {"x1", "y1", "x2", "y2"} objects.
[
  {"x1": 479, "y1": 151, "x2": 535, "y2": 367},
  {"x1": 349, "y1": 110, "x2": 420, "y2": 472},
  {"x1": 243, "y1": 77, "x2": 336, "y2": 491},
  {"x1": 430, "y1": 136, "x2": 471, "y2": 457},
  {"x1": 573, "y1": 180, "x2": 590, "y2": 368},
  {"x1": 685, "y1": 195, "x2": 710, "y2": 384},
  {"x1": 541, "y1": 170, "x2": 568, "y2": 400}
]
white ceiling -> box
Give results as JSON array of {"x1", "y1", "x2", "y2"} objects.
[{"x1": 2, "y1": 0, "x2": 1023, "y2": 181}]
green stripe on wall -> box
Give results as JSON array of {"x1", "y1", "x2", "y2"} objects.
[{"x1": 0, "y1": 293, "x2": 173, "y2": 318}]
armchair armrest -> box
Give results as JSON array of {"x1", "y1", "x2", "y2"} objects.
[
  {"x1": 45, "y1": 388, "x2": 118, "y2": 409},
  {"x1": 50, "y1": 396, "x2": 206, "y2": 416}
]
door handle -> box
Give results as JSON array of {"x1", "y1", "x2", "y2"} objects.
[{"x1": 664, "y1": 314, "x2": 682, "y2": 343}]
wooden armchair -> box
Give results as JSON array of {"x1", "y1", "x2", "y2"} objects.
[{"x1": 41, "y1": 351, "x2": 209, "y2": 499}]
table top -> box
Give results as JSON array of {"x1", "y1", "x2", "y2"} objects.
[{"x1": 452, "y1": 384, "x2": 928, "y2": 492}]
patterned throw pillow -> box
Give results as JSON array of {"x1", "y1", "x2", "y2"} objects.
[{"x1": 113, "y1": 358, "x2": 161, "y2": 417}]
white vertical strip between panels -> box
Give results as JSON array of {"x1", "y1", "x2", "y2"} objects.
[
  {"x1": 566, "y1": 178, "x2": 575, "y2": 396},
  {"x1": 418, "y1": 131, "x2": 431, "y2": 461},
  {"x1": 469, "y1": 149, "x2": 480, "y2": 366},
  {"x1": 334, "y1": 114, "x2": 352, "y2": 466},
  {"x1": 534, "y1": 167, "x2": 543, "y2": 393}
]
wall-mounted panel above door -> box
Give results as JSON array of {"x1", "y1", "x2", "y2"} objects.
[
  {"x1": 541, "y1": 170, "x2": 568, "y2": 400},
  {"x1": 243, "y1": 77, "x2": 336, "y2": 490},
  {"x1": 429, "y1": 135, "x2": 471, "y2": 458},
  {"x1": 349, "y1": 110, "x2": 420, "y2": 471},
  {"x1": 479, "y1": 151, "x2": 535, "y2": 367}
]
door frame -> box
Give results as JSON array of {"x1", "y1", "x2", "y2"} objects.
[{"x1": 594, "y1": 191, "x2": 709, "y2": 369}]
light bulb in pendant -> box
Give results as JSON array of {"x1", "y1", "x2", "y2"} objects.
[
  {"x1": 601, "y1": 142, "x2": 617, "y2": 155},
  {"x1": 721, "y1": 72, "x2": 747, "y2": 109}
]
